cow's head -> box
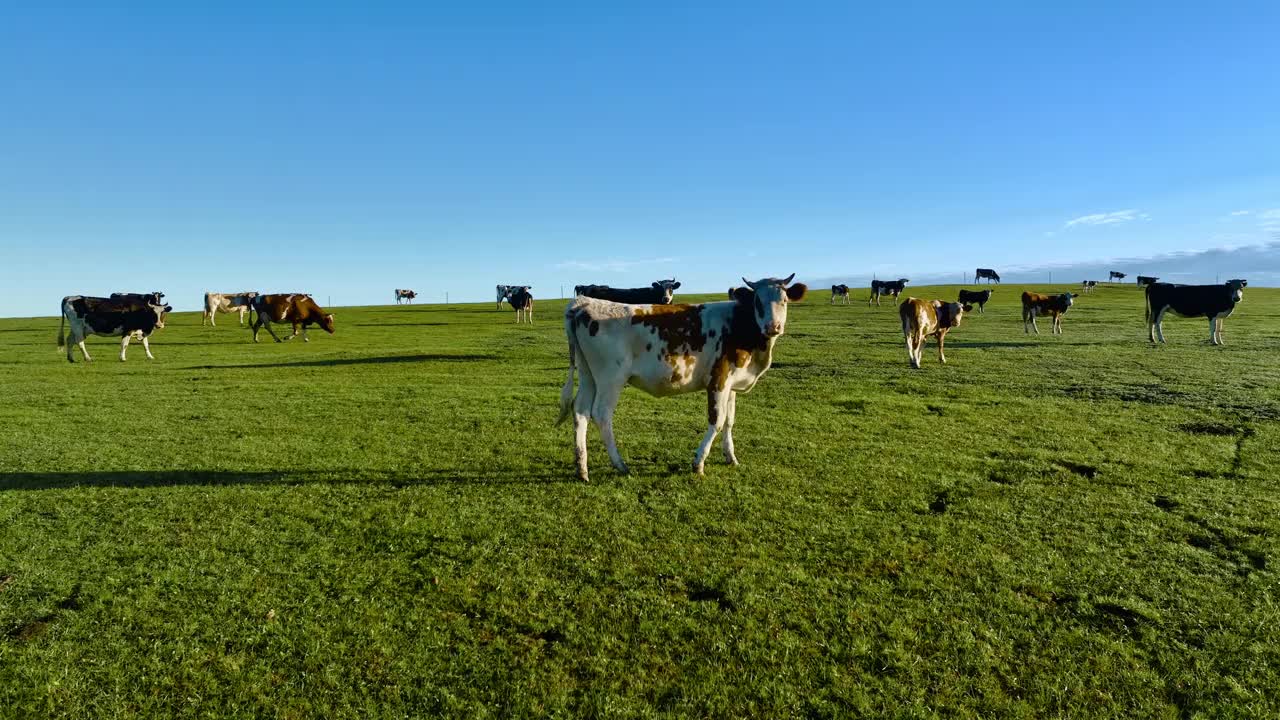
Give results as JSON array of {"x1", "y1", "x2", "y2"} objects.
[
  {"x1": 943, "y1": 302, "x2": 971, "y2": 327},
  {"x1": 319, "y1": 313, "x2": 336, "y2": 334},
  {"x1": 153, "y1": 304, "x2": 173, "y2": 329},
  {"x1": 652, "y1": 281, "x2": 676, "y2": 303},
  {"x1": 1062, "y1": 293, "x2": 1077, "y2": 307},
  {"x1": 1226, "y1": 279, "x2": 1247, "y2": 303},
  {"x1": 899, "y1": 278, "x2": 910, "y2": 284},
  {"x1": 734, "y1": 274, "x2": 807, "y2": 337}
]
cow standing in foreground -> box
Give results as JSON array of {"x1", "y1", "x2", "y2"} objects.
[
  {"x1": 1146, "y1": 280, "x2": 1246, "y2": 345},
  {"x1": 507, "y1": 286, "x2": 533, "y2": 323},
  {"x1": 974, "y1": 268, "x2": 1001, "y2": 284},
  {"x1": 557, "y1": 274, "x2": 807, "y2": 481},
  {"x1": 957, "y1": 288, "x2": 993, "y2": 313},
  {"x1": 830, "y1": 284, "x2": 850, "y2": 304},
  {"x1": 203, "y1": 291, "x2": 258, "y2": 326},
  {"x1": 901, "y1": 297, "x2": 971, "y2": 369},
  {"x1": 250, "y1": 294, "x2": 335, "y2": 342},
  {"x1": 869, "y1": 279, "x2": 908, "y2": 307},
  {"x1": 58, "y1": 295, "x2": 173, "y2": 362},
  {"x1": 394, "y1": 289, "x2": 417, "y2": 304},
  {"x1": 574, "y1": 280, "x2": 681, "y2": 305},
  {"x1": 1021, "y1": 291, "x2": 1077, "y2": 335}
]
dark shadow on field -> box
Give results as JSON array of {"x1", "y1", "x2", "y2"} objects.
[
  {"x1": 353, "y1": 322, "x2": 450, "y2": 327},
  {"x1": 184, "y1": 353, "x2": 499, "y2": 370},
  {"x1": 945, "y1": 341, "x2": 1045, "y2": 349},
  {"x1": 0, "y1": 468, "x2": 573, "y2": 491}
]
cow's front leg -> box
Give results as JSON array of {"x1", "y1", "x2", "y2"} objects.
[
  {"x1": 302, "y1": 325, "x2": 310, "y2": 342},
  {"x1": 721, "y1": 391, "x2": 739, "y2": 466},
  {"x1": 259, "y1": 318, "x2": 283, "y2": 343},
  {"x1": 141, "y1": 335, "x2": 155, "y2": 360},
  {"x1": 695, "y1": 388, "x2": 731, "y2": 475},
  {"x1": 937, "y1": 330, "x2": 947, "y2": 364},
  {"x1": 119, "y1": 334, "x2": 130, "y2": 362},
  {"x1": 1209, "y1": 316, "x2": 1219, "y2": 345}
]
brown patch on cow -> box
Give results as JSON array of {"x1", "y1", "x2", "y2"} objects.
[
  {"x1": 631, "y1": 305, "x2": 706, "y2": 353},
  {"x1": 733, "y1": 349, "x2": 752, "y2": 368},
  {"x1": 711, "y1": 355, "x2": 731, "y2": 391},
  {"x1": 588, "y1": 320, "x2": 600, "y2": 336}
]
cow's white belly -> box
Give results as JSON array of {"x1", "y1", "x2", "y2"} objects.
[{"x1": 627, "y1": 350, "x2": 713, "y2": 397}]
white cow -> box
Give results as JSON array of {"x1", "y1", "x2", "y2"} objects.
[
  {"x1": 556, "y1": 275, "x2": 807, "y2": 481},
  {"x1": 202, "y1": 292, "x2": 258, "y2": 326}
]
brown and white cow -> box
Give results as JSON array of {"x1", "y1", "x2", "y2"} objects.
[
  {"x1": 900, "y1": 297, "x2": 971, "y2": 369},
  {"x1": 556, "y1": 274, "x2": 807, "y2": 481},
  {"x1": 203, "y1": 291, "x2": 258, "y2": 326},
  {"x1": 58, "y1": 295, "x2": 172, "y2": 362},
  {"x1": 394, "y1": 289, "x2": 417, "y2": 304},
  {"x1": 507, "y1": 286, "x2": 533, "y2": 323},
  {"x1": 250, "y1": 294, "x2": 335, "y2": 342},
  {"x1": 1021, "y1": 291, "x2": 1077, "y2": 335}
]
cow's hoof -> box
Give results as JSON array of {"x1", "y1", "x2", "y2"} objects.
[
  {"x1": 724, "y1": 457, "x2": 739, "y2": 466},
  {"x1": 693, "y1": 463, "x2": 705, "y2": 475}
]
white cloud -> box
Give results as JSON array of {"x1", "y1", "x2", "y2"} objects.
[
  {"x1": 1230, "y1": 210, "x2": 1252, "y2": 216},
  {"x1": 1064, "y1": 209, "x2": 1150, "y2": 228},
  {"x1": 554, "y1": 256, "x2": 677, "y2": 273}
]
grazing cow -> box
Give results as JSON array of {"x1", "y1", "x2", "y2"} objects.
[
  {"x1": 869, "y1": 278, "x2": 909, "y2": 307},
  {"x1": 574, "y1": 280, "x2": 681, "y2": 305},
  {"x1": 1081, "y1": 280, "x2": 1098, "y2": 294},
  {"x1": 250, "y1": 294, "x2": 335, "y2": 342},
  {"x1": 394, "y1": 289, "x2": 417, "y2": 304},
  {"x1": 1136, "y1": 275, "x2": 1160, "y2": 287},
  {"x1": 508, "y1": 286, "x2": 533, "y2": 323},
  {"x1": 974, "y1": 268, "x2": 1001, "y2": 284},
  {"x1": 1109, "y1": 271, "x2": 1127, "y2": 282},
  {"x1": 1021, "y1": 291, "x2": 1077, "y2": 335},
  {"x1": 830, "y1": 284, "x2": 850, "y2": 304},
  {"x1": 58, "y1": 295, "x2": 172, "y2": 362},
  {"x1": 203, "y1": 291, "x2": 258, "y2": 326},
  {"x1": 557, "y1": 274, "x2": 807, "y2": 481},
  {"x1": 900, "y1": 297, "x2": 971, "y2": 369},
  {"x1": 1146, "y1": 280, "x2": 1246, "y2": 345},
  {"x1": 957, "y1": 288, "x2": 993, "y2": 313}
]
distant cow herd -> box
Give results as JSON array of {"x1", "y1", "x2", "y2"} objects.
[{"x1": 53, "y1": 268, "x2": 1253, "y2": 480}]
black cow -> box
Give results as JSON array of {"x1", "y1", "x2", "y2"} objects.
[
  {"x1": 1146, "y1": 280, "x2": 1246, "y2": 345},
  {"x1": 1136, "y1": 275, "x2": 1160, "y2": 287},
  {"x1": 869, "y1": 279, "x2": 909, "y2": 307},
  {"x1": 974, "y1": 268, "x2": 1001, "y2": 284},
  {"x1": 830, "y1": 284, "x2": 850, "y2": 304},
  {"x1": 58, "y1": 295, "x2": 172, "y2": 362},
  {"x1": 1109, "y1": 271, "x2": 1127, "y2": 282},
  {"x1": 574, "y1": 281, "x2": 680, "y2": 305},
  {"x1": 508, "y1": 286, "x2": 533, "y2": 323},
  {"x1": 957, "y1": 288, "x2": 993, "y2": 313}
]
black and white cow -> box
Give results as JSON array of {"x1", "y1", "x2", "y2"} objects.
[
  {"x1": 1146, "y1": 280, "x2": 1246, "y2": 345},
  {"x1": 111, "y1": 292, "x2": 166, "y2": 305},
  {"x1": 957, "y1": 288, "x2": 993, "y2": 313},
  {"x1": 974, "y1": 268, "x2": 1001, "y2": 284},
  {"x1": 394, "y1": 289, "x2": 417, "y2": 304},
  {"x1": 496, "y1": 285, "x2": 517, "y2": 310},
  {"x1": 203, "y1": 291, "x2": 258, "y2": 326},
  {"x1": 869, "y1": 279, "x2": 909, "y2": 307},
  {"x1": 58, "y1": 295, "x2": 172, "y2": 362},
  {"x1": 830, "y1": 284, "x2": 850, "y2": 304},
  {"x1": 574, "y1": 280, "x2": 681, "y2": 305},
  {"x1": 1136, "y1": 275, "x2": 1160, "y2": 287},
  {"x1": 1081, "y1": 280, "x2": 1098, "y2": 294},
  {"x1": 1109, "y1": 271, "x2": 1127, "y2": 282},
  {"x1": 557, "y1": 274, "x2": 807, "y2": 481},
  {"x1": 507, "y1": 286, "x2": 533, "y2": 323}
]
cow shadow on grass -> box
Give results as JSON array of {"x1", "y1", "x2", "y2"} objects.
[
  {"x1": 184, "y1": 353, "x2": 499, "y2": 370},
  {"x1": 0, "y1": 467, "x2": 574, "y2": 491},
  {"x1": 352, "y1": 322, "x2": 451, "y2": 328}
]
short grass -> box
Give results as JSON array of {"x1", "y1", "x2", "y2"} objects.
[{"x1": 2, "y1": 284, "x2": 1278, "y2": 719}]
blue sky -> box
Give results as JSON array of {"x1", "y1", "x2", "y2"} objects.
[{"x1": 2, "y1": 2, "x2": 1278, "y2": 316}]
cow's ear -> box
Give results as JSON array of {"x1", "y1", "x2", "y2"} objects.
[
  {"x1": 327, "y1": 313, "x2": 336, "y2": 319},
  {"x1": 786, "y1": 283, "x2": 808, "y2": 302},
  {"x1": 672, "y1": 281, "x2": 681, "y2": 289},
  {"x1": 962, "y1": 304, "x2": 973, "y2": 313},
  {"x1": 732, "y1": 287, "x2": 753, "y2": 304}
]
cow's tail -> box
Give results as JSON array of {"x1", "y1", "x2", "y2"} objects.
[
  {"x1": 555, "y1": 306, "x2": 580, "y2": 426},
  {"x1": 56, "y1": 300, "x2": 66, "y2": 349}
]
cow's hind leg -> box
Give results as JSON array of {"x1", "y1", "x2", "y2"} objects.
[
  {"x1": 119, "y1": 334, "x2": 130, "y2": 362},
  {"x1": 721, "y1": 392, "x2": 739, "y2": 466},
  {"x1": 695, "y1": 389, "x2": 731, "y2": 475},
  {"x1": 572, "y1": 356, "x2": 597, "y2": 482},
  {"x1": 591, "y1": 376, "x2": 629, "y2": 475},
  {"x1": 1209, "y1": 316, "x2": 1219, "y2": 345}
]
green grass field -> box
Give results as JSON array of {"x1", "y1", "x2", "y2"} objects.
[{"x1": 2, "y1": 284, "x2": 1278, "y2": 719}]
